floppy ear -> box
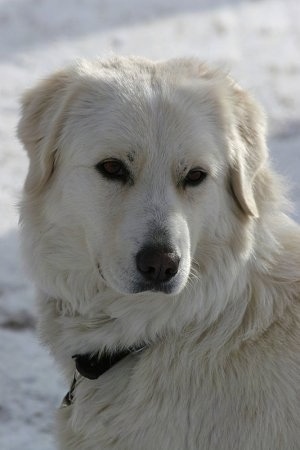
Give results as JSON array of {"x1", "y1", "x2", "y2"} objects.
[
  {"x1": 18, "y1": 70, "x2": 74, "y2": 195},
  {"x1": 228, "y1": 85, "x2": 268, "y2": 218}
]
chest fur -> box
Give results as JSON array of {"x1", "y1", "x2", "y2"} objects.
[{"x1": 58, "y1": 335, "x2": 300, "y2": 450}]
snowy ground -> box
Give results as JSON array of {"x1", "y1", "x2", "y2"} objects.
[{"x1": 0, "y1": 0, "x2": 299, "y2": 449}]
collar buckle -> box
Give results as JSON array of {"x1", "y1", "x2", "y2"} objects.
[{"x1": 60, "y1": 369, "x2": 81, "y2": 408}]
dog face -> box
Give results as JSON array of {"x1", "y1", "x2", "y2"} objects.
[{"x1": 18, "y1": 58, "x2": 267, "y2": 298}]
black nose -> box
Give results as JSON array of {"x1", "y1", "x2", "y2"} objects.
[{"x1": 136, "y1": 246, "x2": 180, "y2": 283}]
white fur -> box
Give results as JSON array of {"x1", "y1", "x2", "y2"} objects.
[{"x1": 18, "y1": 57, "x2": 300, "y2": 449}]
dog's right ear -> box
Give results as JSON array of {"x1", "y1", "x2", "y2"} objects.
[{"x1": 18, "y1": 70, "x2": 74, "y2": 195}]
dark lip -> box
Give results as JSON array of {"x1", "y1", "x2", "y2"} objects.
[{"x1": 132, "y1": 281, "x2": 176, "y2": 295}]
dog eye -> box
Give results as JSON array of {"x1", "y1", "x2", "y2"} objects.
[
  {"x1": 184, "y1": 168, "x2": 207, "y2": 186},
  {"x1": 96, "y1": 159, "x2": 129, "y2": 182}
]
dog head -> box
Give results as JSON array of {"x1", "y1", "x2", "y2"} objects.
[{"x1": 18, "y1": 58, "x2": 268, "y2": 300}]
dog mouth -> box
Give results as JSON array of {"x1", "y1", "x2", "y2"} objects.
[{"x1": 132, "y1": 280, "x2": 178, "y2": 295}]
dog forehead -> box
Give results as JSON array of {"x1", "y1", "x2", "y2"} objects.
[{"x1": 62, "y1": 66, "x2": 227, "y2": 168}]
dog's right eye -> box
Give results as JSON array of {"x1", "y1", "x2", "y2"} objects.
[{"x1": 95, "y1": 159, "x2": 129, "y2": 183}]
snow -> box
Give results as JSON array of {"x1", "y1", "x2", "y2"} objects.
[{"x1": 0, "y1": 0, "x2": 299, "y2": 448}]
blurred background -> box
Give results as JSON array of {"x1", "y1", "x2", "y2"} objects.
[{"x1": 0, "y1": 0, "x2": 299, "y2": 449}]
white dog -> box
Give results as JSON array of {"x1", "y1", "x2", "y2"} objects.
[{"x1": 18, "y1": 57, "x2": 300, "y2": 450}]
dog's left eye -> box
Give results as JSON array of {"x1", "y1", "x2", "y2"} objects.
[
  {"x1": 184, "y1": 168, "x2": 207, "y2": 186},
  {"x1": 95, "y1": 159, "x2": 129, "y2": 182}
]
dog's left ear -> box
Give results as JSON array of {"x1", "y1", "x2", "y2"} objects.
[{"x1": 228, "y1": 85, "x2": 268, "y2": 219}]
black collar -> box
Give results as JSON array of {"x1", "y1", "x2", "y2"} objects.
[
  {"x1": 73, "y1": 346, "x2": 145, "y2": 380},
  {"x1": 61, "y1": 345, "x2": 146, "y2": 407}
]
